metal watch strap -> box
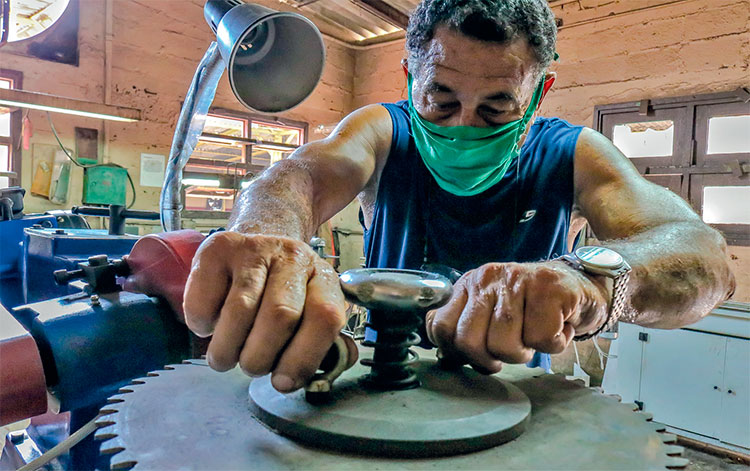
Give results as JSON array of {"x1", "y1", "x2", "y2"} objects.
[{"x1": 573, "y1": 270, "x2": 630, "y2": 341}]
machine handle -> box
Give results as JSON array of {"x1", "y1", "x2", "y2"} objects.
[{"x1": 72, "y1": 205, "x2": 160, "y2": 235}]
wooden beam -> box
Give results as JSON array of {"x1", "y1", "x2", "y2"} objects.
[
  {"x1": 0, "y1": 88, "x2": 141, "y2": 122},
  {"x1": 350, "y1": 0, "x2": 408, "y2": 29}
]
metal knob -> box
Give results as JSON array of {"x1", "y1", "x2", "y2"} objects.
[
  {"x1": 339, "y1": 268, "x2": 452, "y2": 312},
  {"x1": 338, "y1": 268, "x2": 453, "y2": 391}
]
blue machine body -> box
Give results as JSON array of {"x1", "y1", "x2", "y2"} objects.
[
  {"x1": 0, "y1": 215, "x2": 58, "y2": 308},
  {"x1": 22, "y1": 228, "x2": 139, "y2": 304},
  {"x1": 0, "y1": 215, "x2": 57, "y2": 274},
  {"x1": 13, "y1": 290, "x2": 191, "y2": 412}
]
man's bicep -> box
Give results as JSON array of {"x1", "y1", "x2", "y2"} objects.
[
  {"x1": 291, "y1": 104, "x2": 393, "y2": 224},
  {"x1": 573, "y1": 128, "x2": 700, "y2": 241}
]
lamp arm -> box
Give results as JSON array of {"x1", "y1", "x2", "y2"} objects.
[{"x1": 160, "y1": 41, "x2": 224, "y2": 231}]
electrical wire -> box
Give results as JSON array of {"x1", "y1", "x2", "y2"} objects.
[
  {"x1": 46, "y1": 112, "x2": 136, "y2": 208},
  {"x1": 17, "y1": 413, "x2": 103, "y2": 471}
]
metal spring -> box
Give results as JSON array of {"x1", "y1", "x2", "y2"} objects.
[{"x1": 359, "y1": 314, "x2": 422, "y2": 390}]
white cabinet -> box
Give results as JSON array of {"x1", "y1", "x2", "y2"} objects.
[
  {"x1": 640, "y1": 328, "x2": 726, "y2": 437},
  {"x1": 605, "y1": 302, "x2": 750, "y2": 451},
  {"x1": 721, "y1": 337, "x2": 750, "y2": 448}
]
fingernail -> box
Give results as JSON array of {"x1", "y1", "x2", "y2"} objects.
[{"x1": 271, "y1": 374, "x2": 297, "y2": 392}]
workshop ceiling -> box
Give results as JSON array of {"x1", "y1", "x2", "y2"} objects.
[
  {"x1": 280, "y1": 0, "x2": 415, "y2": 45},
  {"x1": 281, "y1": 0, "x2": 562, "y2": 47}
]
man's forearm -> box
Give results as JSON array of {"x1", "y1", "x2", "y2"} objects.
[
  {"x1": 605, "y1": 222, "x2": 735, "y2": 329},
  {"x1": 228, "y1": 159, "x2": 317, "y2": 241}
]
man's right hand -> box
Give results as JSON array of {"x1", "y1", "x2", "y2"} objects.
[{"x1": 183, "y1": 231, "x2": 348, "y2": 393}]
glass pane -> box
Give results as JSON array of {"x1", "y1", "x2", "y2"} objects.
[
  {"x1": 192, "y1": 139, "x2": 245, "y2": 163},
  {"x1": 0, "y1": 79, "x2": 12, "y2": 138},
  {"x1": 251, "y1": 121, "x2": 302, "y2": 146},
  {"x1": 707, "y1": 116, "x2": 750, "y2": 155},
  {"x1": 0, "y1": 110, "x2": 9, "y2": 138},
  {"x1": 612, "y1": 121, "x2": 674, "y2": 158},
  {"x1": 702, "y1": 186, "x2": 750, "y2": 224},
  {"x1": 185, "y1": 188, "x2": 236, "y2": 211},
  {"x1": 204, "y1": 114, "x2": 246, "y2": 137},
  {"x1": 251, "y1": 147, "x2": 294, "y2": 168},
  {"x1": 0, "y1": 145, "x2": 8, "y2": 172}
]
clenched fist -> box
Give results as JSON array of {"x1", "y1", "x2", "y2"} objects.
[
  {"x1": 183, "y1": 231, "x2": 350, "y2": 392},
  {"x1": 425, "y1": 261, "x2": 609, "y2": 373}
]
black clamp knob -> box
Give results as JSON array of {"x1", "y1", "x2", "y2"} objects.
[{"x1": 53, "y1": 254, "x2": 130, "y2": 294}]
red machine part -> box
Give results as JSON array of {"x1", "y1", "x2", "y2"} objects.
[
  {"x1": 0, "y1": 306, "x2": 47, "y2": 427},
  {"x1": 123, "y1": 229, "x2": 206, "y2": 322}
]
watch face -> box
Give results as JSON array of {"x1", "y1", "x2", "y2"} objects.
[{"x1": 575, "y1": 246, "x2": 623, "y2": 269}]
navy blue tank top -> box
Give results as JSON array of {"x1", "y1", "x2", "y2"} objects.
[{"x1": 361, "y1": 101, "x2": 584, "y2": 370}]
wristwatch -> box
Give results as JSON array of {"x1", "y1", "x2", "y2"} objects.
[{"x1": 558, "y1": 246, "x2": 632, "y2": 341}]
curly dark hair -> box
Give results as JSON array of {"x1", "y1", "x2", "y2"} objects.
[{"x1": 406, "y1": 0, "x2": 557, "y2": 74}]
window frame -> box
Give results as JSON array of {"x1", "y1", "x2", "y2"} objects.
[
  {"x1": 0, "y1": 69, "x2": 23, "y2": 188},
  {"x1": 182, "y1": 107, "x2": 308, "y2": 216},
  {"x1": 593, "y1": 89, "x2": 750, "y2": 246}
]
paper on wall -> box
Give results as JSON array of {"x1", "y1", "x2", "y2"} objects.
[{"x1": 140, "y1": 153, "x2": 165, "y2": 188}]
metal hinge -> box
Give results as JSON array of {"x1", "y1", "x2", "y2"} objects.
[
  {"x1": 638, "y1": 332, "x2": 649, "y2": 342},
  {"x1": 634, "y1": 400, "x2": 645, "y2": 411}
]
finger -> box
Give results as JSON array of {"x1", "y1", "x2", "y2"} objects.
[
  {"x1": 272, "y1": 263, "x2": 346, "y2": 392},
  {"x1": 238, "y1": 255, "x2": 311, "y2": 378},
  {"x1": 183, "y1": 239, "x2": 232, "y2": 337},
  {"x1": 206, "y1": 263, "x2": 268, "y2": 371},
  {"x1": 453, "y1": 285, "x2": 503, "y2": 373},
  {"x1": 522, "y1": 278, "x2": 570, "y2": 354},
  {"x1": 426, "y1": 280, "x2": 468, "y2": 356},
  {"x1": 487, "y1": 270, "x2": 534, "y2": 364}
]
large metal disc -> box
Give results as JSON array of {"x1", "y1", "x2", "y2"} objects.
[
  {"x1": 249, "y1": 359, "x2": 531, "y2": 457},
  {"x1": 96, "y1": 350, "x2": 690, "y2": 470}
]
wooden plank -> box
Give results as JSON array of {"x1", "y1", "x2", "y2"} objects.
[
  {"x1": 350, "y1": 0, "x2": 408, "y2": 29},
  {"x1": 0, "y1": 88, "x2": 141, "y2": 122}
]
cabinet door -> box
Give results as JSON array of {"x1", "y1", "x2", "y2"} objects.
[
  {"x1": 640, "y1": 328, "x2": 726, "y2": 438},
  {"x1": 721, "y1": 337, "x2": 750, "y2": 448},
  {"x1": 610, "y1": 323, "x2": 646, "y2": 404}
]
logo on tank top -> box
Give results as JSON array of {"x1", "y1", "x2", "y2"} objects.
[{"x1": 519, "y1": 210, "x2": 536, "y2": 223}]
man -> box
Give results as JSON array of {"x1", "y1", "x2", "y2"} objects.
[{"x1": 182, "y1": 0, "x2": 735, "y2": 392}]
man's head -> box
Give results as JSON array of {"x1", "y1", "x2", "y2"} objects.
[{"x1": 405, "y1": 0, "x2": 557, "y2": 127}]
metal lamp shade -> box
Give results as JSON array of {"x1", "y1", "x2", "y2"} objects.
[{"x1": 206, "y1": 1, "x2": 325, "y2": 113}]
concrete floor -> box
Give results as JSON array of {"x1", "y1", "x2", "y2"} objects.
[{"x1": 683, "y1": 447, "x2": 749, "y2": 471}]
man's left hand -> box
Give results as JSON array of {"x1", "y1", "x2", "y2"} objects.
[{"x1": 425, "y1": 262, "x2": 609, "y2": 373}]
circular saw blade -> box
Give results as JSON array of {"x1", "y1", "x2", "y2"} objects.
[{"x1": 95, "y1": 356, "x2": 689, "y2": 470}]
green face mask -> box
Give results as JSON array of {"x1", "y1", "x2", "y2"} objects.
[{"x1": 408, "y1": 74, "x2": 545, "y2": 196}]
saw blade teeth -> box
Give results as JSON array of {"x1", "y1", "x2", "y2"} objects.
[
  {"x1": 605, "y1": 393, "x2": 623, "y2": 402},
  {"x1": 94, "y1": 424, "x2": 118, "y2": 441},
  {"x1": 637, "y1": 411, "x2": 654, "y2": 421},
  {"x1": 99, "y1": 443, "x2": 125, "y2": 455},
  {"x1": 651, "y1": 422, "x2": 667, "y2": 432},
  {"x1": 664, "y1": 445, "x2": 685, "y2": 457},
  {"x1": 146, "y1": 372, "x2": 160, "y2": 377},
  {"x1": 111, "y1": 461, "x2": 137, "y2": 471},
  {"x1": 110, "y1": 453, "x2": 138, "y2": 471},
  {"x1": 117, "y1": 387, "x2": 136, "y2": 394},
  {"x1": 107, "y1": 397, "x2": 126, "y2": 404},
  {"x1": 659, "y1": 433, "x2": 678, "y2": 444},
  {"x1": 665, "y1": 456, "x2": 690, "y2": 469}
]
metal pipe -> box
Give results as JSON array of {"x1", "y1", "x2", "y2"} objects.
[{"x1": 160, "y1": 41, "x2": 225, "y2": 231}]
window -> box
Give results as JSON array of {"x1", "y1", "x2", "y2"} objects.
[
  {"x1": 183, "y1": 110, "x2": 306, "y2": 212},
  {"x1": 0, "y1": 70, "x2": 23, "y2": 189},
  {"x1": 595, "y1": 90, "x2": 750, "y2": 245}
]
